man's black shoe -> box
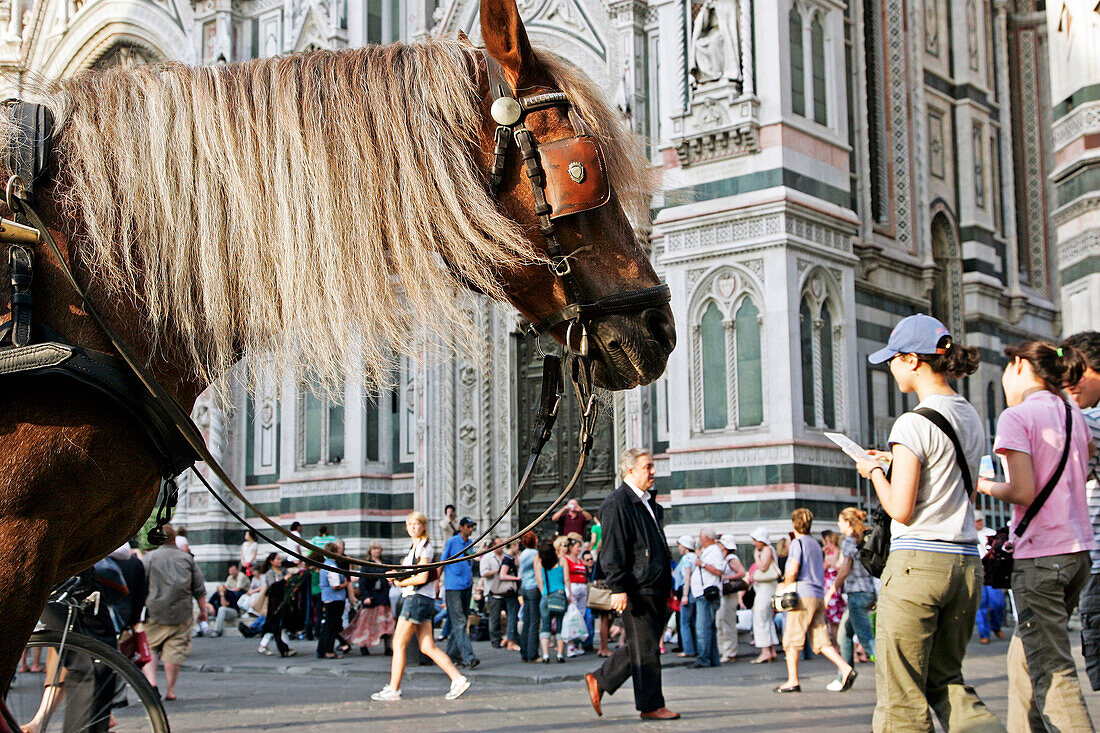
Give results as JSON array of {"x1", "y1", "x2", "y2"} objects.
[{"x1": 468, "y1": 658, "x2": 481, "y2": 669}]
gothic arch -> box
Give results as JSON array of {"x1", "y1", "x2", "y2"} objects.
[
  {"x1": 42, "y1": 0, "x2": 186, "y2": 79},
  {"x1": 687, "y1": 265, "x2": 766, "y2": 433},
  {"x1": 798, "y1": 266, "x2": 845, "y2": 431},
  {"x1": 929, "y1": 203, "x2": 964, "y2": 337}
]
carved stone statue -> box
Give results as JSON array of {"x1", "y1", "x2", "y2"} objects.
[{"x1": 689, "y1": 0, "x2": 741, "y2": 87}]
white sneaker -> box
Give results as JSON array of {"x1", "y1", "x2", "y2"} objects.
[
  {"x1": 444, "y1": 676, "x2": 470, "y2": 701},
  {"x1": 825, "y1": 678, "x2": 844, "y2": 692},
  {"x1": 371, "y1": 685, "x2": 401, "y2": 701}
]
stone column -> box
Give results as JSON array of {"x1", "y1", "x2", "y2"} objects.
[
  {"x1": 738, "y1": 0, "x2": 753, "y2": 97},
  {"x1": 609, "y1": 0, "x2": 649, "y2": 135}
]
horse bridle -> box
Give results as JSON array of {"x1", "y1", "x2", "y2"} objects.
[
  {"x1": 480, "y1": 50, "x2": 671, "y2": 341},
  {"x1": 0, "y1": 51, "x2": 671, "y2": 578}
]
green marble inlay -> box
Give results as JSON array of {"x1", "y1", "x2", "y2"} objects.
[
  {"x1": 662, "y1": 169, "x2": 850, "y2": 210},
  {"x1": 1061, "y1": 255, "x2": 1100, "y2": 287}
]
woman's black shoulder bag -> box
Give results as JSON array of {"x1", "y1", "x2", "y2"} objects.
[
  {"x1": 983, "y1": 400, "x2": 1073, "y2": 589},
  {"x1": 858, "y1": 407, "x2": 974, "y2": 578}
]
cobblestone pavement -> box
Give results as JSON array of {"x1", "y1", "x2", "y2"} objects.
[{"x1": 134, "y1": 632, "x2": 1100, "y2": 731}]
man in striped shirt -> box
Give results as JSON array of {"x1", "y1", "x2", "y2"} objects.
[{"x1": 1064, "y1": 331, "x2": 1100, "y2": 690}]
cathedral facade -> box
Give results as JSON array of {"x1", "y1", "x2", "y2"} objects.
[{"x1": 2, "y1": 0, "x2": 1096, "y2": 575}]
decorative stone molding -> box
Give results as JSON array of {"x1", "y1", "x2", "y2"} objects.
[
  {"x1": 1053, "y1": 195, "x2": 1100, "y2": 227},
  {"x1": 665, "y1": 214, "x2": 782, "y2": 253},
  {"x1": 785, "y1": 215, "x2": 853, "y2": 253},
  {"x1": 672, "y1": 96, "x2": 759, "y2": 167},
  {"x1": 1058, "y1": 228, "x2": 1099, "y2": 270},
  {"x1": 1052, "y1": 102, "x2": 1100, "y2": 148}
]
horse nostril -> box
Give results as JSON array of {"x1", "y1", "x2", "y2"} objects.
[{"x1": 645, "y1": 309, "x2": 676, "y2": 352}]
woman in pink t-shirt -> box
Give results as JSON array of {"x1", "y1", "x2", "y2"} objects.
[{"x1": 978, "y1": 340, "x2": 1098, "y2": 731}]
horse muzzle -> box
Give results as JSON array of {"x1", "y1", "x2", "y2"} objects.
[{"x1": 586, "y1": 305, "x2": 676, "y2": 390}]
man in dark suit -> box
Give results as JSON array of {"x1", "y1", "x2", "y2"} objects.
[{"x1": 585, "y1": 448, "x2": 679, "y2": 721}]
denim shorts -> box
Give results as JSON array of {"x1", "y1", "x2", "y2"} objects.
[{"x1": 399, "y1": 593, "x2": 435, "y2": 624}]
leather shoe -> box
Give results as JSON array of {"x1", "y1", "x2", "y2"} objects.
[
  {"x1": 585, "y1": 673, "x2": 602, "y2": 717},
  {"x1": 640, "y1": 708, "x2": 680, "y2": 721}
]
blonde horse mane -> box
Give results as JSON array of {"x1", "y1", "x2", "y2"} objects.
[{"x1": 5, "y1": 38, "x2": 652, "y2": 394}]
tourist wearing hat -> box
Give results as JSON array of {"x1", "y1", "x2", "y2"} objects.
[
  {"x1": 748, "y1": 527, "x2": 779, "y2": 663},
  {"x1": 856, "y1": 314, "x2": 1002, "y2": 729},
  {"x1": 672, "y1": 535, "x2": 698, "y2": 657},
  {"x1": 716, "y1": 534, "x2": 746, "y2": 663},
  {"x1": 442, "y1": 516, "x2": 480, "y2": 669}
]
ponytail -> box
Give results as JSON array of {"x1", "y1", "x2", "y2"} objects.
[
  {"x1": 920, "y1": 336, "x2": 980, "y2": 379},
  {"x1": 1004, "y1": 340, "x2": 1087, "y2": 394},
  {"x1": 840, "y1": 506, "x2": 866, "y2": 540}
]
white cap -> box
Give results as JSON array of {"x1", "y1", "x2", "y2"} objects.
[
  {"x1": 677, "y1": 534, "x2": 696, "y2": 550},
  {"x1": 175, "y1": 535, "x2": 190, "y2": 549},
  {"x1": 719, "y1": 534, "x2": 738, "y2": 551},
  {"x1": 750, "y1": 527, "x2": 771, "y2": 544},
  {"x1": 109, "y1": 543, "x2": 132, "y2": 560}
]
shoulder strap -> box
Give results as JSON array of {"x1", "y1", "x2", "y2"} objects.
[
  {"x1": 1014, "y1": 400, "x2": 1075, "y2": 539},
  {"x1": 913, "y1": 407, "x2": 973, "y2": 495}
]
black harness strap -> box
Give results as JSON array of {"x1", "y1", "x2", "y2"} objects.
[{"x1": 8, "y1": 244, "x2": 32, "y2": 346}]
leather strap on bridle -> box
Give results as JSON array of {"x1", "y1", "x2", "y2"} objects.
[{"x1": 479, "y1": 51, "x2": 670, "y2": 341}]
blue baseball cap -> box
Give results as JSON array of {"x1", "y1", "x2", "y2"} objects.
[{"x1": 868, "y1": 314, "x2": 952, "y2": 364}]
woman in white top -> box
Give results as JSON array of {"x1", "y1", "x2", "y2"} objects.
[
  {"x1": 239, "y1": 529, "x2": 258, "y2": 576},
  {"x1": 747, "y1": 527, "x2": 779, "y2": 663},
  {"x1": 372, "y1": 511, "x2": 470, "y2": 702},
  {"x1": 856, "y1": 314, "x2": 1004, "y2": 732}
]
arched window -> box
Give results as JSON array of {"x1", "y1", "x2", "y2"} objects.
[
  {"x1": 790, "y1": 6, "x2": 805, "y2": 116},
  {"x1": 811, "y1": 14, "x2": 827, "y2": 124},
  {"x1": 299, "y1": 379, "x2": 345, "y2": 467},
  {"x1": 800, "y1": 297, "x2": 815, "y2": 426},
  {"x1": 821, "y1": 303, "x2": 836, "y2": 428},
  {"x1": 735, "y1": 298, "x2": 764, "y2": 426},
  {"x1": 701, "y1": 302, "x2": 729, "y2": 430}
]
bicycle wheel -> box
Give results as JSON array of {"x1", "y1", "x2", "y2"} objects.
[{"x1": 7, "y1": 631, "x2": 169, "y2": 733}]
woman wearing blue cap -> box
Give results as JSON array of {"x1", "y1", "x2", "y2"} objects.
[{"x1": 856, "y1": 314, "x2": 1005, "y2": 732}]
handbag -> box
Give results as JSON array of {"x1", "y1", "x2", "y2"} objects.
[
  {"x1": 587, "y1": 581, "x2": 614, "y2": 611},
  {"x1": 858, "y1": 407, "x2": 974, "y2": 578},
  {"x1": 983, "y1": 400, "x2": 1073, "y2": 589},
  {"x1": 859, "y1": 504, "x2": 893, "y2": 578},
  {"x1": 544, "y1": 569, "x2": 568, "y2": 613},
  {"x1": 702, "y1": 584, "x2": 721, "y2": 603},
  {"x1": 754, "y1": 554, "x2": 780, "y2": 583},
  {"x1": 722, "y1": 579, "x2": 749, "y2": 596}
]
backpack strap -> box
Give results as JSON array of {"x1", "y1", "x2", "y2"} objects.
[
  {"x1": 1013, "y1": 400, "x2": 1074, "y2": 539},
  {"x1": 913, "y1": 407, "x2": 973, "y2": 495}
]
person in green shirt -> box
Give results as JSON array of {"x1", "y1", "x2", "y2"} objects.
[{"x1": 590, "y1": 512, "x2": 602, "y2": 556}]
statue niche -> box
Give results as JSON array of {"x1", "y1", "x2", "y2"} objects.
[{"x1": 689, "y1": 0, "x2": 741, "y2": 89}]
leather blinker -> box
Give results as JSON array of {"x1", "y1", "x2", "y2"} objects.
[{"x1": 536, "y1": 135, "x2": 610, "y2": 219}]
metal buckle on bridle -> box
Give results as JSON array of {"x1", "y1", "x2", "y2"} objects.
[
  {"x1": 6, "y1": 175, "x2": 26, "y2": 214},
  {"x1": 550, "y1": 256, "x2": 571, "y2": 277},
  {"x1": 564, "y1": 318, "x2": 589, "y2": 358}
]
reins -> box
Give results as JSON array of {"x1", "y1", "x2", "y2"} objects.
[{"x1": 0, "y1": 49, "x2": 670, "y2": 578}]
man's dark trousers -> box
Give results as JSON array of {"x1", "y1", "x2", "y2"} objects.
[
  {"x1": 445, "y1": 588, "x2": 477, "y2": 664},
  {"x1": 487, "y1": 594, "x2": 504, "y2": 646},
  {"x1": 592, "y1": 593, "x2": 669, "y2": 713}
]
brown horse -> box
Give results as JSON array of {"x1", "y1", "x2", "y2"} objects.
[{"x1": 0, "y1": 0, "x2": 674, "y2": 695}]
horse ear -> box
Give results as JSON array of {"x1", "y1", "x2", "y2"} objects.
[{"x1": 480, "y1": 0, "x2": 536, "y2": 89}]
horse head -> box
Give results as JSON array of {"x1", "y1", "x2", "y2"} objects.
[{"x1": 477, "y1": 0, "x2": 676, "y2": 390}]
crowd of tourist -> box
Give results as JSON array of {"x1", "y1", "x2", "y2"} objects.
[{"x1": 15, "y1": 320, "x2": 1098, "y2": 729}]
